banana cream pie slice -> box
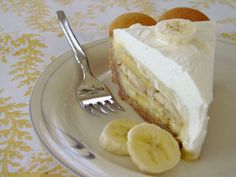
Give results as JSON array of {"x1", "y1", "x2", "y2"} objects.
[{"x1": 109, "y1": 8, "x2": 216, "y2": 160}]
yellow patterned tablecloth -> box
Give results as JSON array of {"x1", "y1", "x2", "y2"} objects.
[{"x1": 0, "y1": 1, "x2": 235, "y2": 177}]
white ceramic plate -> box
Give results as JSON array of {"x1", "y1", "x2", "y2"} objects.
[{"x1": 30, "y1": 38, "x2": 236, "y2": 177}]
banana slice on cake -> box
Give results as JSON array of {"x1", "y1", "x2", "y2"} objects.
[
  {"x1": 127, "y1": 123, "x2": 180, "y2": 174},
  {"x1": 99, "y1": 119, "x2": 138, "y2": 155},
  {"x1": 156, "y1": 18, "x2": 196, "y2": 45}
]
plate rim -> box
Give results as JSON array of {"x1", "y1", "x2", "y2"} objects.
[
  {"x1": 29, "y1": 38, "x2": 109, "y2": 177},
  {"x1": 29, "y1": 37, "x2": 236, "y2": 177}
]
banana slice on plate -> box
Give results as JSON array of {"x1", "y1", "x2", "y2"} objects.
[
  {"x1": 127, "y1": 123, "x2": 180, "y2": 174},
  {"x1": 156, "y1": 18, "x2": 196, "y2": 45},
  {"x1": 99, "y1": 119, "x2": 138, "y2": 155}
]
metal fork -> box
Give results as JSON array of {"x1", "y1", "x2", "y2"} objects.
[{"x1": 56, "y1": 11, "x2": 124, "y2": 116}]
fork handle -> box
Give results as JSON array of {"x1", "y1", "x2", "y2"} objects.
[{"x1": 56, "y1": 10, "x2": 92, "y2": 79}]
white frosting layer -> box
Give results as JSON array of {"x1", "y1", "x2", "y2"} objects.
[{"x1": 113, "y1": 21, "x2": 216, "y2": 156}]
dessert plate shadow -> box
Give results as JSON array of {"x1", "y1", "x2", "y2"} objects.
[{"x1": 30, "y1": 38, "x2": 236, "y2": 177}]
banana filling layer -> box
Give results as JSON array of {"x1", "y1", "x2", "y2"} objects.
[
  {"x1": 118, "y1": 63, "x2": 183, "y2": 136},
  {"x1": 113, "y1": 43, "x2": 184, "y2": 137}
]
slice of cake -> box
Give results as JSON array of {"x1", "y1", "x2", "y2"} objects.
[{"x1": 109, "y1": 8, "x2": 216, "y2": 160}]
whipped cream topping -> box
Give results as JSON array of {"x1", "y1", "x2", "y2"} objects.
[{"x1": 113, "y1": 20, "x2": 216, "y2": 156}]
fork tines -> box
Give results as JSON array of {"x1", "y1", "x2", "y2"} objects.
[{"x1": 81, "y1": 96, "x2": 124, "y2": 116}]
